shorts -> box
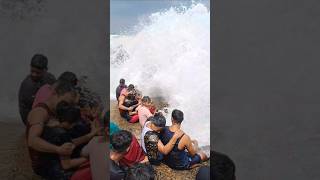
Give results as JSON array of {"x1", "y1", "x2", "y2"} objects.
[{"x1": 188, "y1": 154, "x2": 202, "y2": 168}]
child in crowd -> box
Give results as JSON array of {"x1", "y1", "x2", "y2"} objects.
[
  {"x1": 39, "y1": 101, "x2": 88, "y2": 180},
  {"x1": 137, "y1": 96, "x2": 154, "y2": 126}
]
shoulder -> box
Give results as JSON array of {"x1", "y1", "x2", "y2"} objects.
[
  {"x1": 181, "y1": 133, "x2": 191, "y2": 142},
  {"x1": 28, "y1": 107, "x2": 49, "y2": 124},
  {"x1": 19, "y1": 76, "x2": 32, "y2": 89}
]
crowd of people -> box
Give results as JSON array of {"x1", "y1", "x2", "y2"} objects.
[
  {"x1": 110, "y1": 79, "x2": 211, "y2": 179},
  {"x1": 18, "y1": 54, "x2": 237, "y2": 180},
  {"x1": 18, "y1": 54, "x2": 107, "y2": 180}
]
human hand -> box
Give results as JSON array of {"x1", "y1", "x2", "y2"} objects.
[
  {"x1": 57, "y1": 142, "x2": 75, "y2": 155},
  {"x1": 128, "y1": 106, "x2": 134, "y2": 111},
  {"x1": 173, "y1": 129, "x2": 184, "y2": 139}
]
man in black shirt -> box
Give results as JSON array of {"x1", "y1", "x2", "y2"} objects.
[
  {"x1": 18, "y1": 54, "x2": 56, "y2": 125},
  {"x1": 116, "y1": 78, "x2": 126, "y2": 101}
]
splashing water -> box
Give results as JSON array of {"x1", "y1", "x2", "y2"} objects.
[{"x1": 110, "y1": 3, "x2": 210, "y2": 146}]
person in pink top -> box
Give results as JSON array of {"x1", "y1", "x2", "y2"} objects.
[
  {"x1": 32, "y1": 71, "x2": 78, "y2": 108},
  {"x1": 137, "y1": 96, "x2": 154, "y2": 127}
]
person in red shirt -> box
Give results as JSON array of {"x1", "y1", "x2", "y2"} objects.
[{"x1": 110, "y1": 130, "x2": 148, "y2": 167}]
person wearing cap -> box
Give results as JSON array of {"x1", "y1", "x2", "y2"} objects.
[{"x1": 18, "y1": 54, "x2": 56, "y2": 125}]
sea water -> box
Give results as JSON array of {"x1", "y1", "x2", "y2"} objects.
[{"x1": 110, "y1": 3, "x2": 210, "y2": 147}]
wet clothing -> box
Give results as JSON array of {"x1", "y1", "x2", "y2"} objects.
[
  {"x1": 18, "y1": 73, "x2": 56, "y2": 125},
  {"x1": 160, "y1": 126, "x2": 201, "y2": 170},
  {"x1": 37, "y1": 126, "x2": 75, "y2": 180},
  {"x1": 32, "y1": 84, "x2": 53, "y2": 108},
  {"x1": 119, "y1": 135, "x2": 145, "y2": 167},
  {"x1": 116, "y1": 84, "x2": 127, "y2": 101},
  {"x1": 26, "y1": 103, "x2": 55, "y2": 174},
  {"x1": 144, "y1": 131, "x2": 163, "y2": 165}
]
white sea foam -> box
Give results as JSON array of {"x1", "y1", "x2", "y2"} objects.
[{"x1": 110, "y1": 3, "x2": 210, "y2": 146}]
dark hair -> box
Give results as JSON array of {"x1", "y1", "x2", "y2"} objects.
[
  {"x1": 54, "y1": 80, "x2": 77, "y2": 97},
  {"x1": 141, "y1": 96, "x2": 151, "y2": 103},
  {"x1": 125, "y1": 163, "x2": 155, "y2": 180},
  {"x1": 211, "y1": 151, "x2": 236, "y2": 180},
  {"x1": 58, "y1": 71, "x2": 78, "y2": 86},
  {"x1": 151, "y1": 113, "x2": 166, "y2": 128},
  {"x1": 56, "y1": 101, "x2": 80, "y2": 124},
  {"x1": 30, "y1": 54, "x2": 48, "y2": 70},
  {"x1": 111, "y1": 130, "x2": 132, "y2": 153},
  {"x1": 127, "y1": 84, "x2": 135, "y2": 91},
  {"x1": 120, "y1": 78, "x2": 125, "y2": 84},
  {"x1": 172, "y1": 109, "x2": 184, "y2": 123}
]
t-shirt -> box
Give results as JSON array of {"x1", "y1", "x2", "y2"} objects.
[
  {"x1": 32, "y1": 84, "x2": 54, "y2": 108},
  {"x1": 141, "y1": 121, "x2": 152, "y2": 152},
  {"x1": 137, "y1": 105, "x2": 153, "y2": 127},
  {"x1": 18, "y1": 72, "x2": 56, "y2": 124},
  {"x1": 120, "y1": 88, "x2": 127, "y2": 97},
  {"x1": 119, "y1": 135, "x2": 145, "y2": 167},
  {"x1": 116, "y1": 85, "x2": 127, "y2": 101}
]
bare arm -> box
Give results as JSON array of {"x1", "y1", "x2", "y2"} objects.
[
  {"x1": 182, "y1": 135, "x2": 197, "y2": 157},
  {"x1": 27, "y1": 108, "x2": 73, "y2": 155},
  {"x1": 60, "y1": 156, "x2": 88, "y2": 170},
  {"x1": 118, "y1": 96, "x2": 133, "y2": 111},
  {"x1": 157, "y1": 130, "x2": 184, "y2": 155},
  {"x1": 140, "y1": 156, "x2": 149, "y2": 163},
  {"x1": 27, "y1": 109, "x2": 59, "y2": 153}
]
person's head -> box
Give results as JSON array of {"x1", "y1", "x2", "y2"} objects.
[
  {"x1": 125, "y1": 163, "x2": 155, "y2": 180},
  {"x1": 150, "y1": 114, "x2": 166, "y2": 133},
  {"x1": 58, "y1": 71, "x2": 78, "y2": 86},
  {"x1": 110, "y1": 130, "x2": 132, "y2": 161},
  {"x1": 141, "y1": 96, "x2": 152, "y2": 107},
  {"x1": 127, "y1": 84, "x2": 134, "y2": 91},
  {"x1": 120, "y1": 78, "x2": 125, "y2": 85},
  {"x1": 171, "y1": 109, "x2": 184, "y2": 124},
  {"x1": 56, "y1": 101, "x2": 80, "y2": 129},
  {"x1": 53, "y1": 80, "x2": 79, "y2": 105},
  {"x1": 211, "y1": 151, "x2": 236, "y2": 180},
  {"x1": 30, "y1": 54, "x2": 48, "y2": 82}
]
